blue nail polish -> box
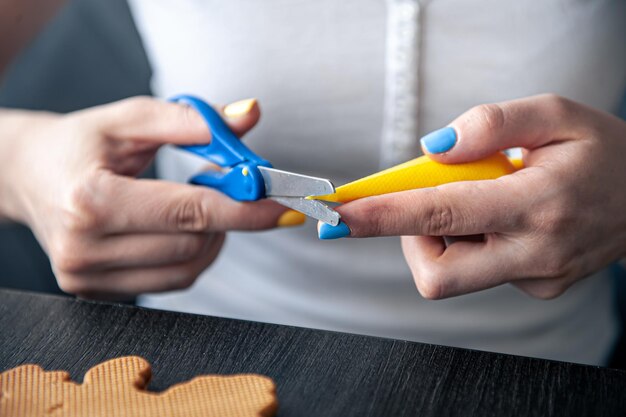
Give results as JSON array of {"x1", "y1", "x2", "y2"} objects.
[
  {"x1": 420, "y1": 127, "x2": 457, "y2": 154},
  {"x1": 318, "y1": 221, "x2": 351, "y2": 240}
]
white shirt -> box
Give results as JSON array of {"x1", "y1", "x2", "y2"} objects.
[{"x1": 128, "y1": 0, "x2": 626, "y2": 365}]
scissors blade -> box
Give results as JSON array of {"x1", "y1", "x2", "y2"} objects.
[
  {"x1": 270, "y1": 196, "x2": 341, "y2": 226},
  {"x1": 258, "y1": 166, "x2": 335, "y2": 197}
]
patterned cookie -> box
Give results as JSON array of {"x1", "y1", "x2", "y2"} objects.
[{"x1": 0, "y1": 356, "x2": 277, "y2": 417}]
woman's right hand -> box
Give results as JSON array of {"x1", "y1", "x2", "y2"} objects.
[
  {"x1": 330, "y1": 95, "x2": 626, "y2": 300},
  {"x1": 0, "y1": 97, "x2": 290, "y2": 299}
]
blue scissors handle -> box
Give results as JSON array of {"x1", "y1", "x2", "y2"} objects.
[
  {"x1": 188, "y1": 163, "x2": 267, "y2": 201},
  {"x1": 170, "y1": 94, "x2": 272, "y2": 201},
  {"x1": 170, "y1": 94, "x2": 271, "y2": 167}
]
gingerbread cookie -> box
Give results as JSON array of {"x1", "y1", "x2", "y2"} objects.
[{"x1": 0, "y1": 356, "x2": 277, "y2": 417}]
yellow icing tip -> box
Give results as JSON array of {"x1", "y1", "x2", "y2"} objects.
[
  {"x1": 224, "y1": 98, "x2": 257, "y2": 118},
  {"x1": 509, "y1": 157, "x2": 525, "y2": 170},
  {"x1": 309, "y1": 193, "x2": 339, "y2": 202},
  {"x1": 277, "y1": 210, "x2": 306, "y2": 227}
]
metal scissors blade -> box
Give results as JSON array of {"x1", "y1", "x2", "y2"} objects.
[
  {"x1": 258, "y1": 166, "x2": 335, "y2": 197},
  {"x1": 258, "y1": 167, "x2": 340, "y2": 226},
  {"x1": 270, "y1": 196, "x2": 341, "y2": 226}
]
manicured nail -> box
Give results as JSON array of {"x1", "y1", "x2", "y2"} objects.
[
  {"x1": 224, "y1": 98, "x2": 257, "y2": 118},
  {"x1": 420, "y1": 127, "x2": 457, "y2": 154},
  {"x1": 277, "y1": 210, "x2": 306, "y2": 227},
  {"x1": 318, "y1": 220, "x2": 351, "y2": 240}
]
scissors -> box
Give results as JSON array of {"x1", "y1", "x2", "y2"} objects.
[
  {"x1": 171, "y1": 95, "x2": 341, "y2": 226},
  {"x1": 173, "y1": 95, "x2": 521, "y2": 226}
]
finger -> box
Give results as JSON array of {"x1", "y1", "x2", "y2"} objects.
[
  {"x1": 60, "y1": 233, "x2": 225, "y2": 299},
  {"x1": 336, "y1": 175, "x2": 526, "y2": 238},
  {"x1": 56, "y1": 233, "x2": 218, "y2": 272},
  {"x1": 401, "y1": 234, "x2": 521, "y2": 299},
  {"x1": 420, "y1": 94, "x2": 590, "y2": 163},
  {"x1": 94, "y1": 174, "x2": 287, "y2": 234},
  {"x1": 511, "y1": 277, "x2": 571, "y2": 300},
  {"x1": 84, "y1": 96, "x2": 260, "y2": 145},
  {"x1": 220, "y1": 98, "x2": 261, "y2": 136}
]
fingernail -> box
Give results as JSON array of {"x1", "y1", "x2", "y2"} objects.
[
  {"x1": 420, "y1": 127, "x2": 457, "y2": 154},
  {"x1": 224, "y1": 98, "x2": 257, "y2": 118},
  {"x1": 277, "y1": 210, "x2": 306, "y2": 227},
  {"x1": 318, "y1": 220, "x2": 351, "y2": 240}
]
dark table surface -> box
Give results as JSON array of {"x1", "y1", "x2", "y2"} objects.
[{"x1": 1, "y1": 288, "x2": 625, "y2": 417}]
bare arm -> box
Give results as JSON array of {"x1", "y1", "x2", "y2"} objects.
[
  {"x1": 0, "y1": 109, "x2": 39, "y2": 222},
  {"x1": 0, "y1": 0, "x2": 67, "y2": 75},
  {"x1": 0, "y1": 0, "x2": 67, "y2": 221}
]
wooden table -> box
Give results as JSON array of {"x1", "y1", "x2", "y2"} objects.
[{"x1": 1, "y1": 288, "x2": 625, "y2": 416}]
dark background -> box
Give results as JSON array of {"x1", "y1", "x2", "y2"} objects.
[{"x1": 0, "y1": 0, "x2": 625, "y2": 368}]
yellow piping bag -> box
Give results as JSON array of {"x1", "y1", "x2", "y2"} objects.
[{"x1": 313, "y1": 152, "x2": 521, "y2": 203}]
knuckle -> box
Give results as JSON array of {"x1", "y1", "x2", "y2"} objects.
[
  {"x1": 49, "y1": 237, "x2": 91, "y2": 273},
  {"x1": 170, "y1": 197, "x2": 213, "y2": 232},
  {"x1": 62, "y1": 174, "x2": 108, "y2": 233},
  {"x1": 413, "y1": 267, "x2": 445, "y2": 300},
  {"x1": 55, "y1": 273, "x2": 89, "y2": 295},
  {"x1": 541, "y1": 94, "x2": 574, "y2": 119},
  {"x1": 470, "y1": 103, "x2": 505, "y2": 133},
  {"x1": 424, "y1": 204, "x2": 455, "y2": 236},
  {"x1": 53, "y1": 254, "x2": 84, "y2": 274}
]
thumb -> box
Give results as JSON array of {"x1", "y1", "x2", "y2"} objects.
[
  {"x1": 88, "y1": 96, "x2": 261, "y2": 145},
  {"x1": 420, "y1": 94, "x2": 585, "y2": 164}
]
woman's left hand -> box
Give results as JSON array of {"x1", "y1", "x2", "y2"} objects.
[{"x1": 327, "y1": 94, "x2": 626, "y2": 299}]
